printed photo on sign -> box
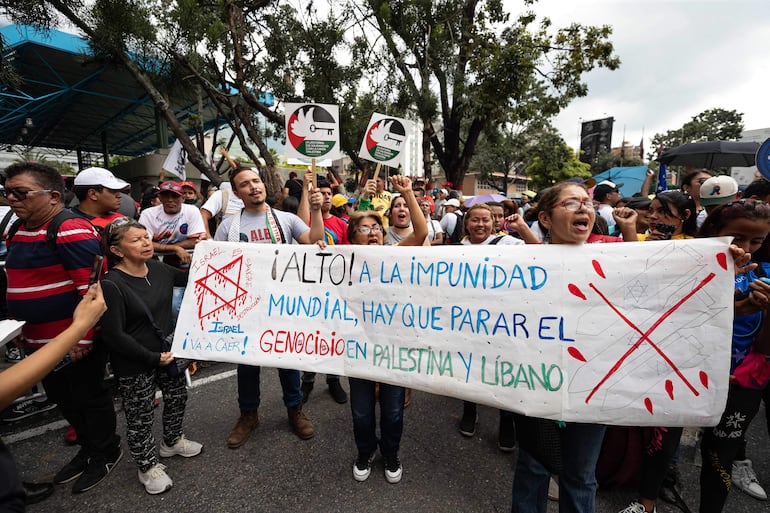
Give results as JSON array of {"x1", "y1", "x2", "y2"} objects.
[
  {"x1": 285, "y1": 103, "x2": 340, "y2": 160},
  {"x1": 358, "y1": 113, "x2": 414, "y2": 168}
]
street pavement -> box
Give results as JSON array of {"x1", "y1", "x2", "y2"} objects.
[{"x1": 2, "y1": 362, "x2": 769, "y2": 513}]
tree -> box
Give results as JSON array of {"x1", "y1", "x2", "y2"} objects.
[
  {"x1": 591, "y1": 150, "x2": 643, "y2": 175},
  {"x1": 523, "y1": 127, "x2": 591, "y2": 190},
  {"x1": 650, "y1": 108, "x2": 744, "y2": 160},
  {"x1": 351, "y1": 0, "x2": 619, "y2": 186}
]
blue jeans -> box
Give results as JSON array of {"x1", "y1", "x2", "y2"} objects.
[
  {"x1": 349, "y1": 378, "x2": 405, "y2": 455},
  {"x1": 236, "y1": 364, "x2": 302, "y2": 412},
  {"x1": 511, "y1": 422, "x2": 606, "y2": 513}
]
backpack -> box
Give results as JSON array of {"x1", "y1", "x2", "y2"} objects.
[
  {"x1": 443, "y1": 211, "x2": 464, "y2": 244},
  {"x1": 6, "y1": 209, "x2": 83, "y2": 254}
]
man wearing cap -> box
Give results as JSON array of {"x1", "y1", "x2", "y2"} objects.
[
  {"x1": 70, "y1": 167, "x2": 130, "y2": 231},
  {"x1": 593, "y1": 180, "x2": 624, "y2": 233},
  {"x1": 138, "y1": 181, "x2": 206, "y2": 268},
  {"x1": 330, "y1": 193, "x2": 354, "y2": 223},
  {"x1": 700, "y1": 175, "x2": 739, "y2": 215},
  {"x1": 179, "y1": 181, "x2": 202, "y2": 207},
  {"x1": 439, "y1": 198, "x2": 463, "y2": 243}
]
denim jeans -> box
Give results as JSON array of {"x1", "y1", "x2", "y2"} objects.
[
  {"x1": 236, "y1": 364, "x2": 302, "y2": 412},
  {"x1": 511, "y1": 422, "x2": 606, "y2": 513},
  {"x1": 349, "y1": 378, "x2": 405, "y2": 455}
]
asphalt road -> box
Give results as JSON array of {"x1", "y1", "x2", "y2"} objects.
[{"x1": 2, "y1": 363, "x2": 769, "y2": 513}]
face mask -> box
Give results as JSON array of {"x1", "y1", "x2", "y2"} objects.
[{"x1": 184, "y1": 198, "x2": 198, "y2": 205}]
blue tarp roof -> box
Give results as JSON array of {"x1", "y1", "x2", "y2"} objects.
[{"x1": 0, "y1": 24, "x2": 247, "y2": 156}]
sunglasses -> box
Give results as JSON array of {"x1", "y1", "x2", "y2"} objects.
[{"x1": 0, "y1": 188, "x2": 53, "y2": 201}]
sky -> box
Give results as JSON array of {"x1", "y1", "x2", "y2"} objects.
[{"x1": 512, "y1": 0, "x2": 770, "y2": 153}]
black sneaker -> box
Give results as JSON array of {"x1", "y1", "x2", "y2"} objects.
[
  {"x1": 328, "y1": 381, "x2": 348, "y2": 404},
  {"x1": 384, "y1": 453, "x2": 402, "y2": 484},
  {"x1": 498, "y1": 415, "x2": 516, "y2": 452},
  {"x1": 459, "y1": 402, "x2": 477, "y2": 437},
  {"x1": 53, "y1": 450, "x2": 90, "y2": 484},
  {"x1": 2, "y1": 397, "x2": 57, "y2": 422},
  {"x1": 71, "y1": 447, "x2": 122, "y2": 493},
  {"x1": 352, "y1": 451, "x2": 375, "y2": 482},
  {"x1": 301, "y1": 381, "x2": 314, "y2": 404}
]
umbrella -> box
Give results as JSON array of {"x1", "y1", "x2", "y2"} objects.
[
  {"x1": 591, "y1": 166, "x2": 648, "y2": 198},
  {"x1": 657, "y1": 140, "x2": 760, "y2": 168},
  {"x1": 464, "y1": 193, "x2": 507, "y2": 206}
]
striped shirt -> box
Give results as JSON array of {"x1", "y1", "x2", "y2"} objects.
[{"x1": 5, "y1": 215, "x2": 101, "y2": 348}]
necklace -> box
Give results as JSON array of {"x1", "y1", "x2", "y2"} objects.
[{"x1": 116, "y1": 265, "x2": 151, "y2": 286}]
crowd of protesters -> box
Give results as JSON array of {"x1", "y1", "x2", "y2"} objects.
[{"x1": 0, "y1": 160, "x2": 769, "y2": 513}]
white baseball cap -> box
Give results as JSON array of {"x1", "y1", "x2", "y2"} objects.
[{"x1": 74, "y1": 167, "x2": 130, "y2": 191}]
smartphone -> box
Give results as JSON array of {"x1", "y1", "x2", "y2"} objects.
[
  {"x1": 655, "y1": 223, "x2": 676, "y2": 240},
  {"x1": 88, "y1": 255, "x2": 104, "y2": 286}
]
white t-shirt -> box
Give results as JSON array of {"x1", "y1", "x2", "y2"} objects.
[
  {"x1": 597, "y1": 203, "x2": 616, "y2": 232},
  {"x1": 461, "y1": 234, "x2": 524, "y2": 246},
  {"x1": 427, "y1": 219, "x2": 443, "y2": 241},
  {"x1": 201, "y1": 183, "x2": 244, "y2": 217},
  {"x1": 214, "y1": 209, "x2": 309, "y2": 244},
  {"x1": 138, "y1": 204, "x2": 206, "y2": 243}
]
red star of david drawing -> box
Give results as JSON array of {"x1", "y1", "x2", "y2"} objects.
[
  {"x1": 194, "y1": 255, "x2": 248, "y2": 322},
  {"x1": 567, "y1": 254, "x2": 726, "y2": 414}
]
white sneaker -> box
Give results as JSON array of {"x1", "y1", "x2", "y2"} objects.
[
  {"x1": 159, "y1": 435, "x2": 203, "y2": 458},
  {"x1": 138, "y1": 463, "x2": 173, "y2": 494},
  {"x1": 618, "y1": 501, "x2": 655, "y2": 513},
  {"x1": 733, "y1": 459, "x2": 768, "y2": 500}
]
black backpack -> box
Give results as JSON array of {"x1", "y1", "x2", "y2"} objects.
[
  {"x1": 6, "y1": 209, "x2": 83, "y2": 254},
  {"x1": 443, "y1": 211, "x2": 465, "y2": 244}
]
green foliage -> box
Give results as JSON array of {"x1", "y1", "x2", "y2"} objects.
[
  {"x1": 650, "y1": 108, "x2": 744, "y2": 160},
  {"x1": 591, "y1": 151, "x2": 643, "y2": 175},
  {"x1": 523, "y1": 127, "x2": 590, "y2": 190},
  {"x1": 354, "y1": 0, "x2": 620, "y2": 185}
]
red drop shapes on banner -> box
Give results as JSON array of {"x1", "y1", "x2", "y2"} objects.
[
  {"x1": 568, "y1": 346, "x2": 587, "y2": 362},
  {"x1": 665, "y1": 379, "x2": 674, "y2": 400},
  {"x1": 699, "y1": 371, "x2": 709, "y2": 388},
  {"x1": 644, "y1": 397, "x2": 654, "y2": 414},
  {"x1": 592, "y1": 259, "x2": 606, "y2": 279},
  {"x1": 716, "y1": 253, "x2": 728, "y2": 270},
  {"x1": 568, "y1": 284, "x2": 586, "y2": 300}
]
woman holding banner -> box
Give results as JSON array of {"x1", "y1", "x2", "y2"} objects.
[
  {"x1": 347, "y1": 175, "x2": 427, "y2": 484},
  {"x1": 511, "y1": 181, "x2": 636, "y2": 513},
  {"x1": 456, "y1": 203, "x2": 523, "y2": 451}
]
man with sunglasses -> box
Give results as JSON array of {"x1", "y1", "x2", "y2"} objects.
[{"x1": 3, "y1": 162, "x2": 122, "y2": 494}]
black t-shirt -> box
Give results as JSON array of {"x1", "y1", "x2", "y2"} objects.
[
  {"x1": 284, "y1": 178, "x2": 304, "y2": 200},
  {"x1": 101, "y1": 259, "x2": 187, "y2": 376}
]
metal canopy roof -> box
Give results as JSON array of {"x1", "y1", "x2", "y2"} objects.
[{"x1": 0, "y1": 24, "x2": 229, "y2": 157}]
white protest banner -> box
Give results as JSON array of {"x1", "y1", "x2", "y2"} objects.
[
  {"x1": 358, "y1": 113, "x2": 414, "y2": 168},
  {"x1": 285, "y1": 103, "x2": 340, "y2": 161},
  {"x1": 161, "y1": 139, "x2": 187, "y2": 181},
  {"x1": 173, "y1": 238, "x2": 735, "y2": 426}
]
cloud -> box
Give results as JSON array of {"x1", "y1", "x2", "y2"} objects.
[{"x1": 515, "y1": 0, "x2": 770, "y2": 151}]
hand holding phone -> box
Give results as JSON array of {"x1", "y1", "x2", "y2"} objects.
[{"x1": 88, "y1": 255, "x2": 104, "y2": 286}]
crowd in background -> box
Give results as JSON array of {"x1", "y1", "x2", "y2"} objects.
[{"x1": 1, "y1": 161, "x2": 769, "y2": 513}]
